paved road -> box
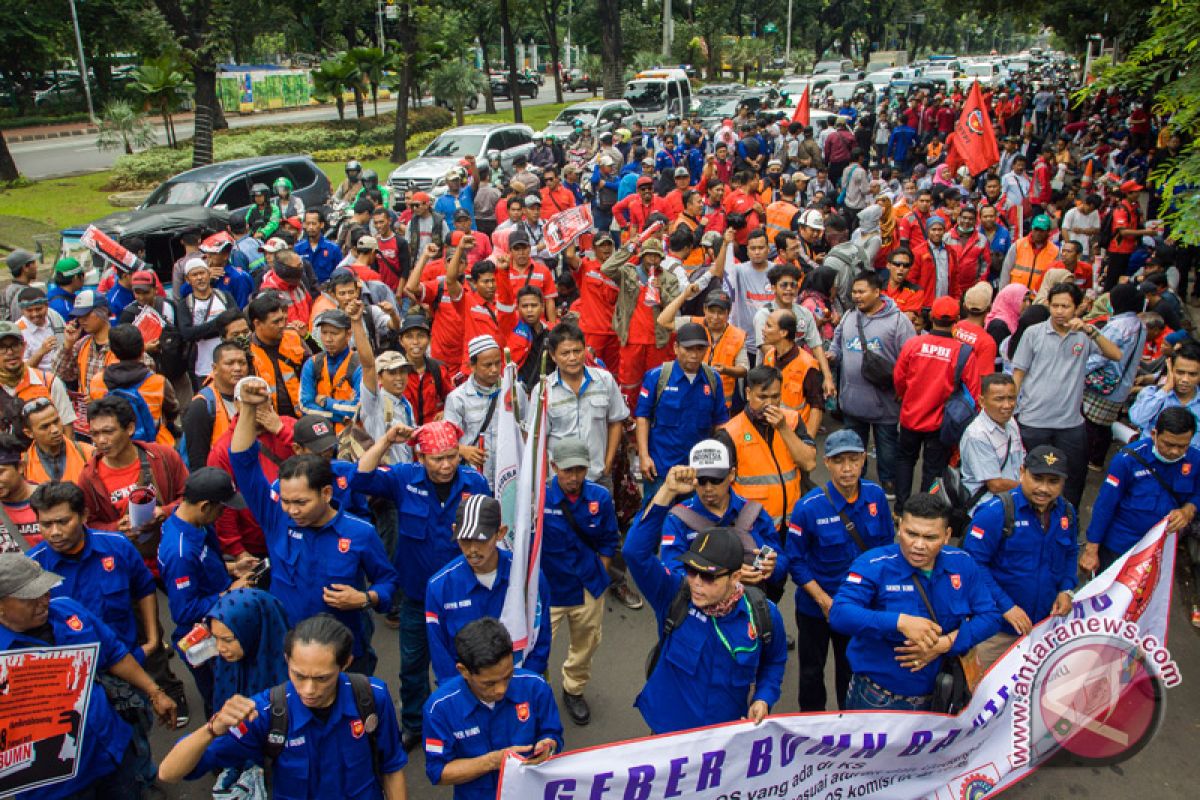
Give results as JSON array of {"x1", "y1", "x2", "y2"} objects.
[
  {"x1": 9, "y1": 90, "x2": 592, "y2": 180},
  {"x1": 147, "y1": 461, "x2": 1200, "y2": 800}
]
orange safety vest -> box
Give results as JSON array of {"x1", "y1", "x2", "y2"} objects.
[
  {"x1": 762, "y1": 345, "x2": 818, "y2": 428},
  {"x1": 196, "y1": 386, "x2": 235, "y2": 446},
  {"x1": 671, "y1": 216, "x2": 704, "y2": 267},
  {"x1": 691, "y1": 318, "x2": 744, "y2": 408},
  {"x1": 311, "y1": 350, "x2": 360, "y2": 431},
  {"x1": 764, "y1": 201, "x2": 799, "y2": 245},
  {"x1": 76, "y1": 337, "x2": 119, "y2": 391},
  {"x1": 24, "y1": 440, "x2": 93, "y2": 484},
  {"x1": 1009, "y1": 236, "x2": 1061, "y2": 292},
  {"x1": 88, "y1": 370, "x2": 175, "y2": 447},
  {"x1": 250, "y1": 330, "x2": 307, "y2": 416},
  {"x1": 723, "y1": 411, "x2": 803, "y2": 527},
  {"x1": 13, "y1": 366, "x2": 54, "y2": 404}
]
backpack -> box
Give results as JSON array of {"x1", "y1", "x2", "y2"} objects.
[
  {"x1": 264, "y1": 674, "x2": 380, "y2": 790},
  {"x1": 650, "y1": 361, "x2": 720, "y2": 425},
  {"x1": 111, "y1": 377, "x2": 160, "y2": 442},
  {"x1": 668, "y1": 500, "x2": 766, "y2": 561},
  {"x1": 1098, "y1": 208, "x2": 1115, "y2": 250},
  {"x1": 313, "y1": 351, "x2": 361, "y2": 398},
  {"x1": 997, "y1": 490, "x2": 1076, "y2": 544},
  {"x1": 939, "y1": 343, "x2": 977, "y2": 447},
  {"x1": 645, "y1": 582, "x2": 774, "y2": 679}
]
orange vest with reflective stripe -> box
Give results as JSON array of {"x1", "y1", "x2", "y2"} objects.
[
  {"x1": 24, "y1": 440, "x2": 93, "y2": 484},
  {"x1": 1009, "y1": 237, "x2": 1060, "y2": 292},
  {"x1": 765, "y1": 201, "x2": 799, "y2": 244},
  {"x1": 250, "y1": 330, "x2": 307, "y2": 416},
  {"x1": 76, "y1": 337, "x2": 118, "y2": 390},
  {"x1": 762, "y1": 345, "x2": 818, "y2": 427},
  {"x1": 723, "y1": 410, "x2": 803, "y2": 527},
  {"x1": 691, "y1": 318, "x2": 744, "y2": 408},
  {"x1": 313, "y1": 350, "x2": 360, "y2": 431},
  {"x1": 13, "y1": 367, "x2": 53, "y2": 405},
  {"x1": 89, "y1": 370, "x2": 174, "y2": 447}
]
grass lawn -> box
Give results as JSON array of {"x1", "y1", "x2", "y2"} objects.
[{"x1": 0, "y1": 101, "x2": 572, "y2": 253}]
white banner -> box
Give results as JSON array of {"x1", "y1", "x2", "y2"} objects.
[
  {"x1": 499, "y1": 520, "x2": 1181, "y2": 800},
  {"x1": 494, "y1": 361, "x2": 524, "y2": 539}
]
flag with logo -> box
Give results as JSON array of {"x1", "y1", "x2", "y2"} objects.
[
  {"x1": 493, "y1": 361, "x2": 524, "y2": 540},
  {"x1": 948, "y1": 80, "x2": 1000, "y2": 176},
  {"x1": 499, "y1": 376, "x2": 550, "y2": 659}
]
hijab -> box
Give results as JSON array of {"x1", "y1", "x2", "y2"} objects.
[
  {"x1": 855, "y1": 204, "x2": 883, "y2": 236},
  {"x1": 803, "y1": 266, "x2": 838, "y2": 301},
  {"x1": 876, "y1": 194, "x2": 897, "y2": 247},
  {"x1": 208, "y1": 588, "x2": 290, "y2": 709},
  {"x1": 986, "y1": 283, "x2": 1030, "y2": 332},
  {"x1": 1033, "y1": 268, "x2": 1075, "y2": 305}
]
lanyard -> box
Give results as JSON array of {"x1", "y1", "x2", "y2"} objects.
[{"x1": 710, "y1": 596, "x2": 759, "y2": 658}]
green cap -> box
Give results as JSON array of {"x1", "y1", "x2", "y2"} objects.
[
  {"x1": 54, "y1": 257, "x2": 84, "y2": 277},
  {"x1": 1030, "y1": 214, "x2": 1054, "y2": 231},
  {"x1": 0, "y1": 320, "x2": 22, "y2": 343}
]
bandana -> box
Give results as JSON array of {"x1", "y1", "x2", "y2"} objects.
[
  {"x1": 699, "y1": 581, "x2": 745, "y2": 618},
  {"x1": 413, "y1": 420, "x2": 464, "y2": 455}
]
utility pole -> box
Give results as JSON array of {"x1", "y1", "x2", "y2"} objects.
[
  {"x1": 662, "y1": 0, "x2": 671, "y2": 59},
  {"x1": 785, "y1": 0, "x2": 793, "y2": 63},
  {"x1": 67, "y1": 0, "x2": 96, "y2": 123}
]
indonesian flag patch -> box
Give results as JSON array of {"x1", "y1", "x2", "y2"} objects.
[
  {"x1": 661, "y1": 534, "x2": 676, "y2": 546},
  {"x1": 425, "y1": 611, "x2": 439, "y2": 624},
  {"x1": 969, "y1": 526, "x2": 985, "y2": 540},
  {"x1": 175, "y1": 576, "x2": 191, "y2": 590},
  {"x1": 426, "y1": 738, "x2": 444, "y2": 754},
  {"x1": 846, "y1": 572, "x2": 863, "y2": 584},
  {"x1": 1105, "y1": 474, "x2": 1120, "y2": 488}
]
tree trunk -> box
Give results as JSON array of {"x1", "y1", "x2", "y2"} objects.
[
  {"x1": 499, "y1": 0, "x2": 523, "y2": 122},
  {"x1": 597, "y1": 0, "x2": 623, "y2": 99},
  {"x1": 161, "y1": 105, "x2": 174, "y2": 148},
  {"x1": 541, "y1": 5, "x2": 564, "y2": 105},
  {"x1": 391, "y1": 2, "x2": 417, "y2": 163},
  {"x1": 476, "y1": 30, "x2": 498, "y2": 114},
  {"x1": 337, "y1": 97, "x2": 346, "y2": 121},
  {"x1": 353, "y1": 87, "x2": 365, "y2": 118},
  {"x1": 456, "y1": 102, "x2": 465, "y2": 126},
  {"x1": 193, "y1": 65, "x2": 228, "y2": 130},
  {"x1": 372, "y1": 86, "x2": 379, "y2": 117},
  {"x1": 0, "y1": 133, "x2": 19, "y2": 182}
]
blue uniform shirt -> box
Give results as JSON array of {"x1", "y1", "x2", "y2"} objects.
[
  {"x1": 659, "y1": 491, "x2": 788, "y2": 585},
  {"x1": 787, "y1": 481, "x2": 895, "y2": 618},
  {"x1": 47, "y1": 285, "x2": 76, "y2": 318},
  {"x1": 157, "y1": 512, "x2": 233, "y2": 644},
  {"x1": 964, "y1": 488, "x2": 1078, "y2": 634},
  {"x1": 1086, "y1": 437, "x2": 1200, "y2": 555},
  {"x1": 3, "y1": 598, "x2": 132, "y2": 800},
  {"x1": 295, "y1": 236, "x2": 345, "y2": 284},
  {"x1": 624, "y1": 502, "x2": 788, "y2": 734},
  {"x1": 28, "y1": 529, "x2": 156, "y2": 654},
  {"x1": 105, "y1": 283, "x2": 134, "y2": 320},
  {"x1": 351, "y1": 461, "x2": 490, "y2": 601},
  {"x1": 830, "y1": 544, "x2": 1001, "y2": 697},
  {"x1": 232, "y1": 444, "x2": 398, "y2": 657},
  {"x1": 425, "y1": 549, "x2": 552, "y2": 683},
  {"x1": 424, "y1": 670, "x2": 564, "y2": 800},
  {"x1": 188, "y1": 675, "x2": 407, "y2": 800},
  {"x1": 634, "y1": 362, "x2": 729, "y2": 474},
  {"x1": 271, "y1": 459, "x2": 371, "y2": 519},
  {"x1": 434, "y1": 186, "x2": 476, "y2": 227},
  {"x1": 541, "y1": 477, "x2": 618, "y2": 607}
]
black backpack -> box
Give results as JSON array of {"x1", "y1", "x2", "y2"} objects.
[
  {"x1": 645, "y1": 582, "x2": 774, "y2": 679},
  {"x1": 264, "y1": 673, "x2": 380, "y2": 788}
]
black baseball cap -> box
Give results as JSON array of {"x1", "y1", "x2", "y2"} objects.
[
  {"x1": 399, "y1": 314, "x2": 431, "y2": 335},
  {"x1": 676, "y1": 322, "x2": 709, "y2": 348},
  {"x1": 184, "y1": 467, "x2": 247, "y2": 509},
  {"x1": 454, "y1": 495, "x2": 502, "y2": 540},
  {"x1": 681, "y1": 528, "x2": 743, "y2": 575},
  {"x1": 293, "y1": 415, "x2": 338, "y2": 455},
  {"x1": 508, "y1": 230, "x2": 531, "y2": 248},
  {"x1": 1024, "y1": 445, "x2": 1068, "y2": 478},
  {"x1": 704, "y1": 289, "x2": 733, "y2": 310}
]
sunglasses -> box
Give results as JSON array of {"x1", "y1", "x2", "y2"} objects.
[
  {"x1": 684, "y1": 565, "x2": 730, "y2": 583},
  {"x1": 890, "y1": 260, "x2": 912, "y2": 268},
  {"x1": 696, "y1": 475, "x2": 727, "y2": 486},
  {"x1": 22, "y1": 397, "x2": 53, "y2": 415}
]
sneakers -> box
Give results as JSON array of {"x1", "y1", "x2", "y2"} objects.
[
  {"x1": 1191, "y1": 606, "x2": 1200, "y2": 628},
  {"x1": 562, "y1": 690, "x2": 591, "y2": 725},
  {"x1": 882, "y1": 481, "x2": 897, "y2": 503},
  {"x1": 610, "y1": 580, "x2": 644, "y2": 610},
  {"x1": 174, "y1": 713, "x2": 190, "y2": 729}
]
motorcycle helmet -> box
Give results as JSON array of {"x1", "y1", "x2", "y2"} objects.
[
  {"x1": 273, "y1": 176, "x2": 293, "y2": 194},
  {"x1": 361, "y1": 169, "x2": 379, "y2": 188},
  {"x1": 346, "y1": 159, "x2": 362, "y2": 178},
  {"x1": 251, "y1": 182, "x2": 270, "y2": 197}
]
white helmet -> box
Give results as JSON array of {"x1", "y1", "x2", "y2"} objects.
[{"x1": 800, "y1": 209, "x2": 825, "y2": 231}]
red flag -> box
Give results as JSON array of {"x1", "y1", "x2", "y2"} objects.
[
  {"x1": 791, "y1": 85, "x2": 810, "y2": 126},
  {"x1": 950, "y1": 80, "x2": 999, "y2": 175}
]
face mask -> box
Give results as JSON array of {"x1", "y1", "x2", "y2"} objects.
[
  {"x1": 1153, "y1": 445, "x2": 1185, "y2": 464},
  {"x1": 234, "y1": 333, "x2": 252, "y2": 350}
]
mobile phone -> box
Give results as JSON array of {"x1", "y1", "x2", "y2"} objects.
[
  {"x1": 247, "y1": 558, "x2": 271, "y2": 586},
  {"x1": 752, "y1": 545, "x2": 776, "y2": 571}
]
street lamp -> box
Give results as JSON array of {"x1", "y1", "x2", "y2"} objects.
[{"x1": 67, "y1": 0, "x2": 96, "y2": 123}]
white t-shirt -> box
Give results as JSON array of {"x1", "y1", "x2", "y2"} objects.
[
  {"x1": 723, "y1": 261, "x2": 774, "y2": 352},
  {"x1": 1061, "y1": 207, "x2": 1100, "y2": 255},
  {"x1": 186, "y1": 292, "x2": 229, "y2": 377}
]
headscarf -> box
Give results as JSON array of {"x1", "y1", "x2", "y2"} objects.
[
  {"x1": 854, "y1": 204, "x2": 883, "y2": 236},
  {"x1": 1033, "y1": 268, "x2": 1074, "y2": 305},
  {"x1": 412, "y1": 420, "x2": 464, "y2": 455},
  {"x1": 208, "y1": 589, "x2": 290, "y2": 709},
  {"x1": 876, "y1": 194, "x2": 897, "y2": 247},
  {"x1": 932, "y1": 164, "x2": 954, "y2": 186},
  {"x1": 802, "y1": 266, "x2": 838, "y2": 301},
  {"x1": 986, "y1": 283, "x2": 1031, "y2": 332}
]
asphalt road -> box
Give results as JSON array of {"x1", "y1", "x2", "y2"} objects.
[
  {"x1": 8, "y1": 90, "x2": 593, "y2": 180},
  {"x1": 147, "y1": 461, "x2": 1200, "y2": 800}
]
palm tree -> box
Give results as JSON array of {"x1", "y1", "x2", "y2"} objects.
[
  {"x1": 96, "y1": 99, "x2": 157, "y2": 155},
  {"x1": 347, "y1": 47, "x2": 388, "y2": 117},
  {"x1": 129, "y1": 54, "x2": 192, "y2": 148},
  {"x1": 430, "y1": 62, "x2": 488, "y2": 125},
  {"x1": 312, "y1": 58, "x2": 356, "y2": 121}
]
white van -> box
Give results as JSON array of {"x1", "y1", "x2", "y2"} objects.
[{"x1": 624, "y1": 68, "x2": 693, "y2": 125}]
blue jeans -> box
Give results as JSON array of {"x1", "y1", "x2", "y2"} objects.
[
  {"x1": 844, "y1": 417, "x2": 900, "y2": 485},
  {"x1": 399, "y1": 594, "x2": 430, "y2": 734},
  {"x1": 844, "y1": 673, "x2": 931, "y2": 711}
]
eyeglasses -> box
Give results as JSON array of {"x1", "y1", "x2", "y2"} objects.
[
  {"x1": 684, "y1": 565, "x2": 729, "y2": 583},
  {"x1": 776, "y1": 281, "x2": 799, "y2": 289},
  {"x1": 0, "y1": 339, "x2": 23, "y2": 352}
]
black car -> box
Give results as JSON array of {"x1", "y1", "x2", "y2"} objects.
[{"x1": 490, "y1": 73, "x2": 539, "y2": 100}]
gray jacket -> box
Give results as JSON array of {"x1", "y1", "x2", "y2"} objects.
[{"x1": 830, "y1": 296, "x2": 915, "y2": 424}]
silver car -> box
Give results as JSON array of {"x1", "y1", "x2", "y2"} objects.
[{"x1": 387, "y1": 123, "x2": 535, "y2": 204}]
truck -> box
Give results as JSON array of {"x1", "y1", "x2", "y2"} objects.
[{"x1": 866, "y1": 50, "x2": 908, "y2": 71}]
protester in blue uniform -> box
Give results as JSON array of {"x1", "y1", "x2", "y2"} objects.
[
  {"x1": 624, "y1": 464, "x2": 788, "y2": 734},
  {"x1": 425, "y1": 494, "x2": 551, "y2": 683},
  {"x1": 229, "y1": 376, "x2": 398, "y2": 676},
  {"x1": 1083, "y1": 406, "x2": 1200, "y2": 578},
  {"x1": 964, "y1": 446, "x2": 1080, "y2": 667},
  {"x1": 352, "y1": 418, "x2": 490, "y2": 749},
  {"x1": 296, "y1": 208, "x2": 346, "y2": 284},
  {"x1": 787, "y1": 429, "x2": 895, "y2": 712},
  {"x1": 541, "y1": 437, "x2": 619, "y2": 726},
  {"x1": 830, "y1": 492, "x2": 1001, "y2": 711},
  {"x1": 159, "y1": 614, "x2": 409, "y2": 800},
  {"x1": 0, "y1": 555, "x2": 177, "y2": 800},
  {"x1": 424, "y1": 617, "x2": 563, "y2": 800}
]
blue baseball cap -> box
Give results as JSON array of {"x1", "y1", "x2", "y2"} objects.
[{"x1": 824, "y1": 429, "x2": 866, "y2": 458}]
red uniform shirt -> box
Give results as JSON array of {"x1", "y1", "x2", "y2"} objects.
[
  {"x1": 953, "y1": 320, "x2": 997, "y2": 376},
  {"x1": 573, "y1": 257, "x2": 619, "y2": 336},
  {"x1": 893, "y1": 331, "x2": 982, "y2": 432}
]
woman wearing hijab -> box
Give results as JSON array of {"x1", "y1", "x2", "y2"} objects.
[
  {"x1": 985, "y1": 283, "x2": 1033, "y2": 348},
  {"x1": 999, "y1": 304, "x2": 1050, "y2": 375},
  {"x1": 874, "y1": 193, "x2": 899, "y2": 269},
  {"x1": 1082, "y1": 283, "x2": 1147, "y2": 467},
  {"x1": 1033, "y1": 267, "x2": 1075, "y2": 305},
  {"x1": 852, "y1": 204, "x2": 884, "y2": 267},
  {"x1": 799, "y1": 266, "x2": 839, "y2": 347}
]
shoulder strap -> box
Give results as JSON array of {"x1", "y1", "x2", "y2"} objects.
[
  {"x1": 733, "y1": 500, "x2": 763, "y2": 536},
  {"x1": 953, "y1": 343, "x2": 972, "y2": 388},
  {"x1": 1000, "y1": 490, "x2": 1016, "y2": 539},
  {"x1": 822, "y1": 485, "x2": 869, "y2": 552},
  {"x1": 650, "y1": 362, "x2": 675, "y2": 424},
  {"x1": 425, "y1": 358, "x2": 446, "y2": 398},
  {"x1": 264, "y1": 683, "x2": 289, "y2": 787},
  {"x1": 135, "y1": 445, "x2": 154, "y2": 492},
  {"x1": 668, "y1": 504, "x2": 716, "y2": 534},
  {"x1": 1120, "y1": 446, "x2": 1184, "y2": 507},
  {"x1": 910, "y1": 574, "x2": 939, "y2": 625},
  {"x1": 478, "y1": 390, "x2": 501, "y2": 439},
  {"x1": 556, "y1": 498, "x2": 600, "y2": 553},
  {"x1": 346, "y1": 673, "x2": 382, "y2": 784},
  {"x1": 646, "y1": 581, "x2": 692, "y2": 678},
  {"x1": 743, "y1": 585, "x2": 775, "y2": 648},
  {"x1": 0, "y1": 502, "x2": 30, "y2": 553}
]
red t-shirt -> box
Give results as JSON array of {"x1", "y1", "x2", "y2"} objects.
[
  {"x1": 1, "y1": 500, "x2": 41, "y2": 549},
  {"x1": 417, "y1": 268, "x2": 465, "y2": 375},
  {"x1": 375, "y1": 234, "x2": 403, "y2": 290},
  {"x1": 350, "y1": 262, "x2": 384, "y2": 284},
  {"x1": 97, "y1": 459, "x2": 143, "y2": 516},
  {"x1": 574, "y1": 258, "x2": 620, "y2": 336}
]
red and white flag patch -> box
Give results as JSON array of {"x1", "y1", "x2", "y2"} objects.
[{"x1": 847, "y1": 572, "x2": 863, "y2": 584}]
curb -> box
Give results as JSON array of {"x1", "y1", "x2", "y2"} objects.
[{"x1": 5, "y1": 126, "x2": 100, "y2": 143}]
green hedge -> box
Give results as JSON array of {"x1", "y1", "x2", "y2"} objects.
[
  {"x1": 0, "y1": 111, "x2": 93, "y2": 130},
  {"x1": 105, "y1": 106, "x2": 453, "y2": 190}
]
